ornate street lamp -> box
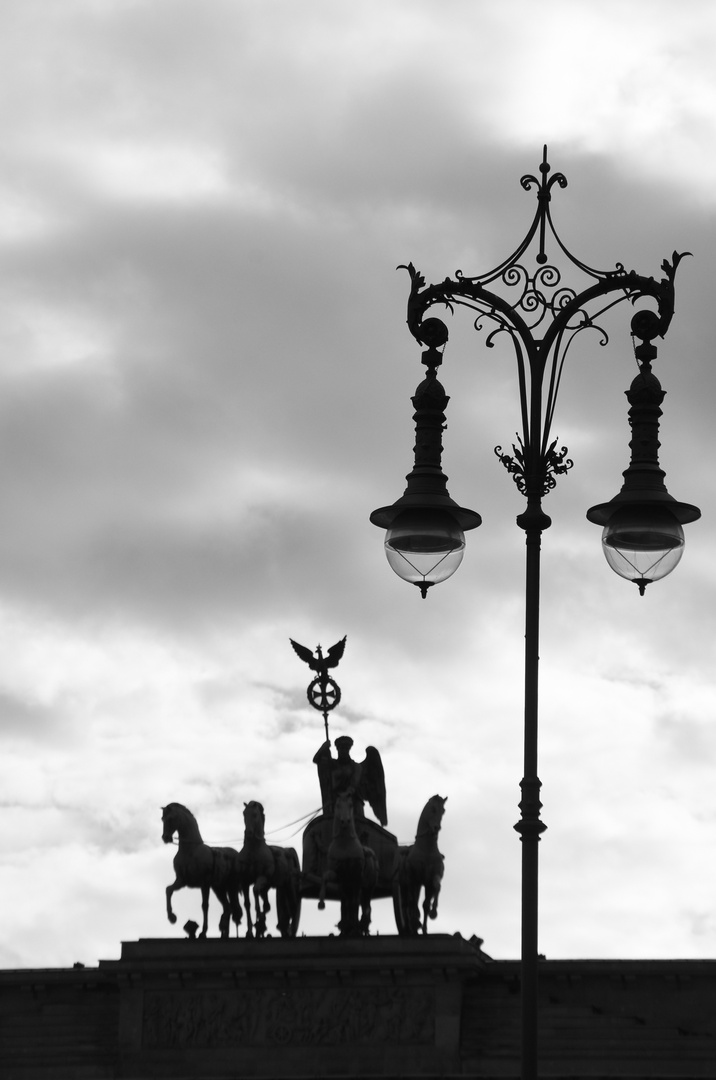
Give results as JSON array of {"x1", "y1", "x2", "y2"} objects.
[{"x1": 370, "y1": 148, "x2": 699, "y2": 1080}]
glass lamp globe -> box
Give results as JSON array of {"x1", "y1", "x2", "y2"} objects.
[
  {"x1": 384, "y1": 509, "x2": 465, "y2": 597},
  {"x1": 601, "y1": 505, "x2": 684, "y2": 595}
]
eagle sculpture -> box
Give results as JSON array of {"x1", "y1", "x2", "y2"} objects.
[{"x1": 290, "y1": 635, "x2": 347, "y2": 676}]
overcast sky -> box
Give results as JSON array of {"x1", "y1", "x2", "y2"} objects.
[{"x1": 1, "y1": 0, "x2": 716, "y2": 969}]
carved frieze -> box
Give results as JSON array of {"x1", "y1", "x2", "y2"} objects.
[{"x1": 143, "y1": 986, "x2": 434, "y2": 1048}]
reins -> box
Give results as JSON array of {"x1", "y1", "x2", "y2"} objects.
[{"x1": 166, "y1": 806, "x2": 323, "y2": 847}]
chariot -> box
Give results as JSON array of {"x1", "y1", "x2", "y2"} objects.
[{"x1": 300, "y1": 810, "x2": 405, "y2": 932}]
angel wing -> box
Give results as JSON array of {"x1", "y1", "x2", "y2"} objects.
[
  {"x1": 289, "y1": 638, "x2": 320, "y2": 671},
  {"x1": 359, "y1": 745, "x2": 387, "y2": 827}
]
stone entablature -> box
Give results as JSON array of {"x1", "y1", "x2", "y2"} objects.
[
  {"x1": 2, "y1": 939, "x2": 716, "y2": 1078},
  {"x1": 109, "y1": 935, "x2": 478, "y2": 1077}
]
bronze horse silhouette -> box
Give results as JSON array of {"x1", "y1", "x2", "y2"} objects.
[
  {"x1": 318, "y1": 790, "x2": 378, "y2": 937},
  {"x1": 162, "y1": 802, "x2": 243, "y2": 938},
  {"x1": 397, "y1": 794, "x2": 447, "y2": 935},
  {"x1": 239, "y1": 800, "x2": 301, "y2": 939}
]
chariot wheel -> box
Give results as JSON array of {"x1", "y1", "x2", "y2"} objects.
[{"x1": 307, "y1": 676, "x2": 341, "y2": 714}]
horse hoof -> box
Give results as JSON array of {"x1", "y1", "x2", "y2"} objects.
[
  {"x1": 168, "y1": 914, "x2": 177, "y2": 925},
  {"x1": 318, "y1": 901, "x2": 325, "y2": 910}
]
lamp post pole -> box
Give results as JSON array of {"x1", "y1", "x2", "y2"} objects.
[
  {"x1": 371, "y1": 148, "x2": 699, "y2": 1080},
  {"x1": 517, "y1": 504, "x2": 547, "y2": 1080}
]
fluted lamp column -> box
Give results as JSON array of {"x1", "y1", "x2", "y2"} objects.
[
  {"x1": 587, "y1": 311, "x2": 700, "y2": 594},
  {"x1": 370, "y1": 318, "x2": 481, "y2": 598}
]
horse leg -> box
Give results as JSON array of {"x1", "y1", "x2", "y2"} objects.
[
  {"x1": 407, "y1": 885, "x2": 421, "y2": 936},
  {"x1": 337, "y1": 865, "x2": 361, "y2": 938},
  {"x1": 421, "y1": 879, "x2": 441, "y2": 933},
  {"x1": 241, "y1": 885, "x2": 254, "y2": 939},
  {"x1": 253, "y1": 878, "x2": 271, "y2": 938},
  {"x1": 359, "y1": 892, "x2": 372, "y2": 935},
  {"x1": 200, "y1": 884, "x2": 210, "y2": 938},
  {"x1": 229, "y1": 886, "x2": 243, "y2": 936},
  {"x1": 166, "y1": 880, "x2": 181, "y2": 925},
  {"x1": 274, "y1": 874, "x2": 289, "y2": 938},
  {"x1": 428, "y1": 877, "x2": 442, "y2": 922},
  {"x1": 421, "y1": 886, "x2": 431, "y2": 933},
  {"x1": 359, "y1": 849, "x2": 377, "y2": 936},
  {"x1": 318, "y1": 869, "x2": 336, "y2": 911},
  {"x1": 276, "y1": 880, "x2": 298, "y2": 939},
  {"x1": 343, "y1": 887, "x2": 361, "y2": 938},
  {"x1": 213, "y1": 886, "x2": 230, "y2": 939},
  {"x1": 216, "y1": 882, "x2": 243, "y2": 938}
]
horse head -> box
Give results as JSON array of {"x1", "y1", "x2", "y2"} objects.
[
  {"x1": 332, "y1": 791, "x2": 356, "y2": 836},
  {"x1": 417, "y1": 795, "x2": 447, "y2": 839},
  {"x1": 243, "y1": 800, "x2": 266, "y2": 839},
  {"x1": 161, "y1": 802, "x2": 194, "y2": 844}
]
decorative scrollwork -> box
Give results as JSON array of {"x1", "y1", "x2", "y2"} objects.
[
  {"x1": 542, "y1": 439, "x2": 574, "y2": 493},
  {"x1": 552, "y1": 286, "x2": 578, "y2": 312},
  {"x1": 495, "y1": 437, "x2": 528, "y2": 495},
  {"x1": 476, "y1": 312, "x2": 512, "y2": 349},
  {"x1": 661, "y1": 250, "x2": 691, "y2": 287},
  {"x1": 397, "y1": 148, "x2": 685, "y2": 513},
  {"x1": 520, "y1": 159, "x2": 568, "y2": 198},
  {"x1": 535, "y1": 264, "x2": 560, "y2": 290},
  {"x1": 487, "y1": 260, "x2": 590, "y2": 336},
  {"x1": 522, "y1": 289, "x2": 543, "y2": 314},
  {"x1": 495, "y1": 437, "x2": 573, "y2": 498},
  {"x1": 502, "y1": 265, "x2": 526, "y2": 289}
]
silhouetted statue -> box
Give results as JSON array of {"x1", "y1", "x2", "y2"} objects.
[
  {"x1": 161, "y1": 803, "x2": 243, "y2": 939},
  {"x1": 313, "y1": 735, "x2": 387, "y2": 826},
  {"x1": 396, "y1": 795, "x2": 447, "y2": 936},
  {"x1": 238, "y1": 801, "x2": 301, "y2": 939},
  {"x1": 317, "y1": 790, "x2": 378, "y2": 937}
]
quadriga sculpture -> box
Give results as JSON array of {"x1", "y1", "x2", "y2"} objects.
[{"x1": 161, "y1": 802, "x2": 243, "y2": 939}]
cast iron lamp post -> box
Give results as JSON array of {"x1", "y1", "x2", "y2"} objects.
[{"x1": 370, "y1": 148, "x2": 700, "y2": 1080}]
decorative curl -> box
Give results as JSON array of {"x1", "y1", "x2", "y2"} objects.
[
  {"x1": 522, "y1": 290, "x2": 545, "y2": 313},
  {"x1": 535, "y1": 264, "x2": 560, "y2": 289},
  {"x1": 542, "y1": 441, "x2": 574, "y2": 493},
  {"x1": 503, "y1": 265, "x2": 526, "y2": 289},
  {"x1": 495, "y1": 440, "x2": 527, "y2": 495},
  {"x1": 551, "y1": 287, "x2": 577, "y2": 312}
]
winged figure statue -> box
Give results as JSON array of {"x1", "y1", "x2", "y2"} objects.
[{"x1": 313, "y1": 735, "x2": 388, "y2": 827}]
